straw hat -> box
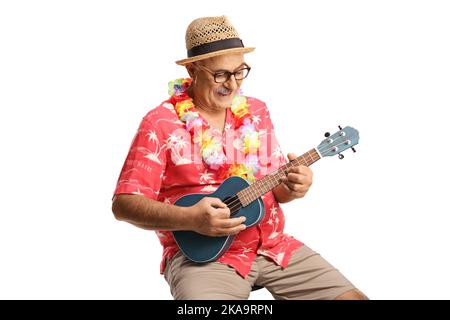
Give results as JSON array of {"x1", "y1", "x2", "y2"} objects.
[{"x1": 176, "y1": 16, "x2": 255, "y2": 66}]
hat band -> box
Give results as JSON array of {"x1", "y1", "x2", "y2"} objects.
[{"x1": 187, "y1": 38, "x2": 244, "y2": 58}]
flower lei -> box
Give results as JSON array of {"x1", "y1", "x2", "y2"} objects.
[{"x1": 168, "y1": 78, "x2": 261, "y2": 182}]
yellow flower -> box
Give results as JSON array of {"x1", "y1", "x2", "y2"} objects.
[
  {"x1": 232, "y1": 105, "x2": 249, "y2": 119},
  {"x1": 231, "y1": 96, "x2": 250, "y2": 119},
  {"x1": 176, "y1": 100, "x2": 194, "y2": 118},
  {"x1": 201, "y1": 137, "x2": 215, "y2": 152},
  {"x1": 171, "y1": 80, "x2": 261, "y2": 182},
  {"x1": 194, "y1": 129, "x2": 219, "y2": 153},
  {"x1": 227, "y1": 164, "x2": 249, "y2": 178}
]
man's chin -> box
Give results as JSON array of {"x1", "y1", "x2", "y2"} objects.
[{"x1": 214, "y1": 96, "x2": 234, "y2": 107}]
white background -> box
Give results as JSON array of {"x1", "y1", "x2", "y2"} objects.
[{"x1": 1, "y1": 0, "x2": 449, "y2": 299}]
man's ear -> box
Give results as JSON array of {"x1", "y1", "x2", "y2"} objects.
[{"x1": 186, "y1": 63, "x2": 195, "y2": 78}]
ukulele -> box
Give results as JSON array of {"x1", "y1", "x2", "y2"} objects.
[{"x1": 173, "y1": 126, "x2": 359, "y2": 263}]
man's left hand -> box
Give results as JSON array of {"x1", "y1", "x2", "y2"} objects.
[{"x1": 280, "y1": 153, "x2": 313, "y2": 199}]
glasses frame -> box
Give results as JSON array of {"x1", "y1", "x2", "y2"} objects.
[{"x1": 194, "y1": 63, "x2": 251, "y2": 83}]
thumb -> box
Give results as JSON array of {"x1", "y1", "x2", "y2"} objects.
[
  {"x1": 287, "y1": 153, "x2": 298, "y2": 161},
  {"x1": 209, "y1": 197, "x2": 227, "y2": 208}
]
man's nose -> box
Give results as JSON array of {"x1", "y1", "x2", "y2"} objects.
[{"x1": 225, "y1": 74, "x2": 238, "y2": 90}]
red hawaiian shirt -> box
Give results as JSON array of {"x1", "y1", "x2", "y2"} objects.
[{"x1": 113, "y1": 94, "x2": 302, "y2": 278}]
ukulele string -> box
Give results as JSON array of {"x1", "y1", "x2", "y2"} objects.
[
  {"x1": 223, "y1": 138, "x2": 351, "y2": 212},
  {"x1": 225, "y1": 141, "x2": 346, "y2": 212},
  {"x1": 221, "y1": 138, "x2": 353, "y2": 213}
]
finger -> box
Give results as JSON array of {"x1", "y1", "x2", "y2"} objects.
[
  {"x1": 225, "y1": 216, "x2": 247, "y2": 228},
  {"x1": 298, "y1": 165, "x2": 313, "y2": 177},
  {"x1": 298, "y1": 166, "x2": 313, "y2": 186},
  {"x1": 287, "y1": 173, "x2": 308, "y2": 184},
  {"x1": 287, "y1": 153, "x2": 298, "y2": 161},
  {"x1": 220, "y1": 216, "x2": 246, "y2": 228},
  {"x1": 287, "y1": 167, "x2": 311, "y2": 182},
  {"x1": 282, "y1": 179, "x2": 308, "y2": 193},
  {"x1": 281, "y1": 176, "x2": 291, "y2": 188},
  {"x1": 288, "y1": 166, "x2": 302, "y2": 174},
  {"x1": 282, "y1": 175, "x2": 305, "y2": 187},
  {"x1": 215, "y1": 224, "x2": 247, "y2": 237},
  {"x1": 209, "y1": 197, "x2": 227, "y2": 208},
  {"x1": 288, "y1": 165, "x2": 310, "y2": 175},
  {"x1": 283, "y1": 183, "x2": 292, "y2": 195},
  {"x1": 231, "y1": 224, "x2": 247, "y2": 235},
  {"x1": 214, "y1": 207, "x2": 231, "y2": 219},
  {"x1": 281, "y1": 179, "x2": 306, "y2": 195}
]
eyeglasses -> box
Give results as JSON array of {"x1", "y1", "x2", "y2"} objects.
[{"x1": 194, "y1": 63, "x2": 251, "y2": 83}]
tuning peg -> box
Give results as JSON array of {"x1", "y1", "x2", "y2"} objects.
[
  {"x1": 324, "y1": 132, "x2": 330, "y2": 138},
  {"x1": 351, "y1": 147, "x2": 356, "y2": 153},
  {"x1": 338, "y1": 153, "x2": 344, "y2": 160},
  {"x1": 338, "y1": 125, "x2": 342, "y2": 130}
]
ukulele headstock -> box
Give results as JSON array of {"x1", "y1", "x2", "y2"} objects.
[{"x1": 317, "y1": 126, "x2": 360, "y2": 159}]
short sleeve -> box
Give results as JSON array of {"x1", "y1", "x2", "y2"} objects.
[
  {"x1": 257, "y1": 104, "x2": 288, "y2": 174},
  {"x1": 113, "y1": 117, "x2": 166, "y2": 200}
]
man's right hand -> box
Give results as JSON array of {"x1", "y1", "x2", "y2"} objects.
[{"x1": 188, "y1": 197, "x2": 247, "y2": 237}]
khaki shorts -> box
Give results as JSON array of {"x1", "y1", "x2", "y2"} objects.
[{"x1": 164, "y1": 244, "x2": 356, "y2": 300}]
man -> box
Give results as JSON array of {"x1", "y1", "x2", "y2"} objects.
[{"x1": 112, "y1": 15, "x2": 367, "y2": 300}]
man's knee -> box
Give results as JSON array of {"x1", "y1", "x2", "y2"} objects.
[{"x1": 334, "y1": 289, "x2": 368, "y2": 300}]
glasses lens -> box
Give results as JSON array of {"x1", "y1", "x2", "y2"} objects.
[
  {"x1": 214, "y1": 68, "x2": 250, "y2": 83},
  {"x1": 214, "y1": 72, "x2": 229, "y2": 83},
  {"x1": 234, "y1": 68, "x2": 250, "y2": 80}
]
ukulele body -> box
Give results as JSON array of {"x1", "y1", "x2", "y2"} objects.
[{"x1": 173, "y1": 176, "x2": 265, "y2": 263}]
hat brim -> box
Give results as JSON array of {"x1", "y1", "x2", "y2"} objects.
[{"x1": 176, "y1": 47, "x2": 255, "y2": 66}]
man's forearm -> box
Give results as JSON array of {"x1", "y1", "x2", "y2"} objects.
[{"x1": 112, "y1": 194, "x2": 192, "y2": 231}]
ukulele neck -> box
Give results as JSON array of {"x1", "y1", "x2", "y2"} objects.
[{"x1": 237, "y1": 148, "x2": 321, "y2": 207}]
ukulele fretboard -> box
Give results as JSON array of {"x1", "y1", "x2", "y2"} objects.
[{"x1": 237, "y1": 148, "x2": 321, "y2": 207}]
